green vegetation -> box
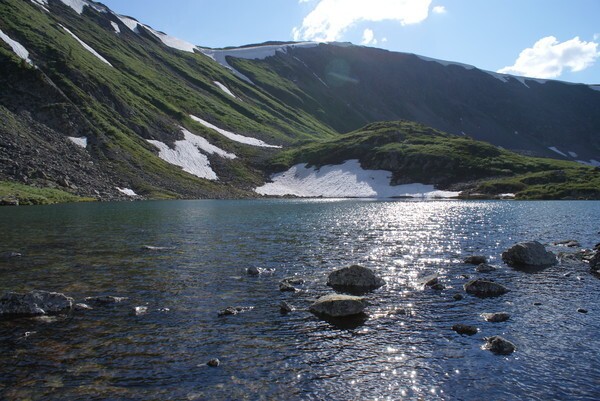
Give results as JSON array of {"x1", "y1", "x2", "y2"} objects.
[
  {"x1": 0, "y1": 181, "x2": 94, "y2": 205},
  {"x1": 268, "y1": 121, "x2": 600, "y2": 199}
]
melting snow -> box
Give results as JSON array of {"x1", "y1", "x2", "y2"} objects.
[
  {"x1": 142, "y1": 25, "x2": 197, "y2": 53},
  {"x1": 199, "y1": 42, "x2": 318, "y2": 83},
  {"x1": 190, "y1": 115, "x2": 281, "y2": 148},
  {"x1": 568, "y1": 151, "x2": 578, "y2": 158},
  {"x1": 214, "y1": 81, "x2": 236, "y2": 98},
  {"x1": 116, "y1": 187, "x2": 137, "y2": 197},
  {"x1": 255, "y1": 160, "x2": 460, "y2": 198},
  {"x1": 147, "y1": 127, "x2": 235, "y2": 180},
  {"x1": 30, "y1": 0, "x2": 49, "y2": 11},
  {"x1": 68, "y1": 136, "x2": 87, "y2": 148},
  {"x1": 577, "y1": 159, "x2": 600, "y2": 167},
  {"x1": 61, "y1": 25, "x2": 112, "y2": 66},
  {"x1": 57, "y1": 0, "x2": 106, "y2": 14},
  {"x1": 0, "y1": 29, "x2": 33, "y2": 65},
  {"x1": 110, "y1": 22, "x2": 120, "y2": 34},
  {"x1": 548, "y1": 146, "x2": 568, "y2": 157}
]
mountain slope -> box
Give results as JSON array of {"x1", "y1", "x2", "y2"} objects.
[{"x1": 222, "y1": 43, "x2": 600, "y2": 164}]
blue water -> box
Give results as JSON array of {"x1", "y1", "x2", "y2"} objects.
[{"x1": 1, "y1": 199, "x2": 599, "y2": 400}]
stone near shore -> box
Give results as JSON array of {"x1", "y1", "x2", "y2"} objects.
[
  {"x1": 589, "y1": 252, "x2": 600, "y2": 272},
  {"x1": 484, "y1": 336, "x2": 516, "y2": 355},
  {"x1": 464, "y1": 279, "x2": 509, "y2": 297},
  {"x1": 481, "y1": 312, "x2": 510, "y2": 322},
  {"x1": 309, "y1": 294, "x2": 366, "y2": 317},
  {"x1": 464, "y1": 255, "x2": 487, "y2": 265},
  {"x1": 207, "y1": 358, "x2": 220, "y2": 367},
  {"x1": 0, "y1": 251, "x2": 22, "y2": 259},
  {"x1": 84, "y1": 295, "x2": 128, "y2": 306},
  {"x1": 280, "y1": 301, "x2": 293, "y2": 314},
  {"x1": 501, "y1": 241, "x2": 556, "y2": 268},
  {"x1": 452, "y1": 324, "x2": 478, "y2": 335},
  {"x1": 552, "y1": 240, "x2": 581, "y2": 248},
  {"x1": 327, "y1": 265, "x2": 385, "y2": 293},
  {"x1": 476, "y1": 263, "x2": 497, "y2": 273},
  {"x1": 217, "y1": 306, "x2": 252, "y2": 317},
  {"x1": 0, "y1": 290, "x2": 73, "y2": 318}
]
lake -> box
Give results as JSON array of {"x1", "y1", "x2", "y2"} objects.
[{"x1": 1, "y1": 199, "x2": 599, "y2": 400}]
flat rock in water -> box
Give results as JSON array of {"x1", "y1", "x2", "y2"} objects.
[
  {"x1": 476, "y1": 263, "x2": 497, "y2": 273},
  {"x1": 327, "y1": 265, "x2": 385, "y2": 293},
  {"x1": 309, "y1": 294, "x2": 366, "y2": 317},
  {"x1": 452, "y1": 324, "x2": 478, "y2": 335},
  {"x1": 464, "y1": 255, "x2": 487, "y2": 265},
  {"x1": 246, "y1": 266, "x2": 260, "y2": 276},
  {"x1": 0, "y1": 290, "x2": 73, "y2": 318},
  {"x1": 0, "y1": 251, "x2": 22, "y2": 259},
  {"x1": 481, "y1": 312, "x2": 510, "y2": 322},
  {"x1": 84, "y1": 295, "x2": 128, "y2": 306},
  {"x1": 501, "y1": 241, "x2": 556, "y2": 268},
  {"x1": 279, "y1": 281, "x2": 297, "y2": 292},
  {"x1": 207, "y1": 358, "x2": 220, "y2": 367},
  {"x1": 418, "y1": 274, "x2": 439, "y2": 287},
  {"x1": 552, "y1": 240, "x2": 581, "y2": 248},
  {"x1": 464, "y1": 279, "x2": 509, "y2": 297},
  {"x1": 218, "y1": 306, "x2": 252, "y2": 317},
  {"x1": 484, "y1": 336, "x2": 516, "y2": 355}
]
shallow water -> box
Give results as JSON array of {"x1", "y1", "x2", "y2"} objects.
[{"x1": 1, "y1": 199, "x2": 599, "y2": 400}]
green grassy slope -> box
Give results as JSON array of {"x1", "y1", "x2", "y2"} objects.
[{"x1": 267, "y1": 121, "x2": 600, "y2": 199}]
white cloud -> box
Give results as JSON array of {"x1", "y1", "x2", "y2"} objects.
[
  {"x1": 361, "y1": 28, "x2": 377, "y2": 45},
  {"x1": 293, "y1": 0, "x2": 432, "y2": 42},
  {"x1": 594, "y1": 33, "x2": 600, "y2": 41},
  {"x1": 498, "y1": 36, "x2": 599, "y2": 79},
  {"x1": 432, "y1": 5, "x2": 446, "y2": 14}
]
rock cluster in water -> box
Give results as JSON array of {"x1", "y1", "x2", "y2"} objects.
[{"x1": 0, "y1": 290, "x2": 73, "y2": 317}]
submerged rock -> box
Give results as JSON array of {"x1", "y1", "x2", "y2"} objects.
[
  {"x1": 464, "y1": 279, "x2": 509, "y2": 297},
  {"x1": 476, "y1": 263, "x2": 497, "y2": 273},
  {"x1": 484, "y1": 336, "x2": 516, "y2": 355},
  {"x1": 589, "y1": 252, "x2": 600, "y2": 272},
  {"x1": 279, "y1": 281, "x2": 297, "y2": 292},
  {"x1": 452, "y1": 324, "x2": 478, "y2": 335},
  {"x1": 207, "y1": 358, "x2": 220, "y2": 367},
  {"x1": 280, "y1": 301, "x2": 293, "y2": 314},
  {"x1": 419, "y1": 274, "x2": 439, "y2": 287},
  {"x1": 481, "y1": 312, "x2": 510, "y2": 322},
  {"x1": 553, "y1": 240, "x2": 581, "y2": 248},
  {"x1": 309, "y1": 294, "x2": 366, "y2": 317},
  {"x1": 0, "y1": 251, "x2": 22, "y2": 259},
  {"x1": 327, "y1": 265, "x2": 385, "y2": 294},
  {"x1": 246, "y1": 266, "x2": 260, "y2": 276},
  {"x1": 464, "y1": 255, "x2": 487, "y2": 265},
  {"x1": 502, "y1": 241, "x2": 557, "y2": 268},
  {"x1": 453, "y1": 293, "x2": 464, "y2": 301},
  {"x1": 84, "y1": 295, "x2": 128, "y2": 306},
  {"x1": 0, "y1": 290, "x2": 73, "y2": 318},
  {"x1": 577, "y1": 308, "x2": 588, "y2": 314},
  {"x1": 217, "y1": 306, "x2": 252, "y2": 317}
]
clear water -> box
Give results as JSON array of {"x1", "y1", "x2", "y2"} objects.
[{"x1": 1, "y1": 199, "x2": 599, "y2": 400}]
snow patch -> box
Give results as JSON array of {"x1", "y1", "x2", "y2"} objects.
[
  {"x1": 416, "y1": 54, "x2": 475, "y2": 70},
  {"x1": 115, "y1": 15, "x2": 139, "y2": 33},
  {"x1": 190, "y1": 115, "x2": 281, "y2": 148},
  {"x1": 61, "y1": 25, "x2": 112, "y2": 66},
  {"x1": 68, "y1": 136, "x2": 87, "y2": 148},
  {"x1": 142, "y1": 25, "x2": 197, "y2": 53},
  {"x1": 110, "y1": 22, "x2": 120, "y2": 34},
  {"x1": 213, "y1": 81, "x2": 236, "y2": 98},
  {"x1": 147, "y1": 128, "x2": 235, "y2": 180},
  {"x1": 255, "y1": 160, "x2": 460, "y2": 198},
  {"x1": 199, "y1": 42, "x2": 319, "y2": 83},
  {"x1": 0, "y1": 29, "x2": 33, "y2": 65},
  {"x1": 116, "y1": 187, "x2": 137, "y2": 197},
  {"x1": 30, "y1": 0, "x2": 49, "y2": 11},
  {"x1": 568, "y1": 151, "x2": 578, "y2": 158},
  {"x1": 499, "y1": 193, "x2": 516, "y2": 198},
  {"x1": 577, "y1": 159, "x2": 600, "y2": 167},
  {"x1": 548, "y1": 146, "x2": 568, "y2": 157},
  {"x1": 57, "y1": 0, "x2": 106, "y2": 14}
]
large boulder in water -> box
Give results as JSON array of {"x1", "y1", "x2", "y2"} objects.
[
  {"x1": 327, "y1": 265, "x2": 385, "y2": 293},
  {"x1": 502, "y1": 241, "x2": 556, "y2": 268},
  {"x1": 464, "y1": 279, "x2": 509, "y2": 297},
  {"x1": 0, "y1": 290, "x2": 73, "y2": 318},
  {"x1": 589, "y1": 252, "x2": 600, "y2": 273},
  {"x1": 309, "y1": 294, "x2": 366, "y2": 317},
  {"x1": 484, "y1": 336, "x2": 516, "y2": 355}
]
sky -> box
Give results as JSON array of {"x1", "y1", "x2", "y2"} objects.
[{"x1": 100, "y1": 0, "x2": 600, "y2": 84}]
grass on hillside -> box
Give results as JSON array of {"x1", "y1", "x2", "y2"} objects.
[{"x1": 0, "y1": 181, "x2": 95, "y2": 205}]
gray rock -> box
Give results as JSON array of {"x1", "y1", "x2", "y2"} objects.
[
  {"x1": 280, "y1": 301, "x2": 293, "y2": 314},
  {"x1": 589, "y1": 252, "x2": 600, "y2": 272},
  {"x1": 577, "y1": 308, "x2": 588, "y2": 314},
  {"x1": 84, "y1": 295, "x2": 128, "y2": 306},
  {"x1": 309, "y1": 294, "x2": 366, "y2": 317},
  {"x1": 453, "y1": 293, "x2": 464, "y2": 301},
  {"x1": 0, "y1": 290, "x2": 73, "y2": 318},
  {"x1": 481, "y1": 312, "x2": 510, "y2": 322},
  {"x1": 464, "y1": 255, "x2": 487, "y2": 265},
  {"x1": 476, "y1": 263, "x2": 497, "y2": 273},
  {"x1": 464, "y1": 279, "x2": 509, "y2": 297},
  {"x1": 452, "y1": 324, "x2": 478, "y2": 335},
  {"x1": 553, "y1": 240, "x2": 581, "y2": 248},
  {"x1": 0, "y1": 251, "x2": 22, "y2": 259},
  {"x1": 217, "y1": 306, "x2": 252, "y2": 317},
  {"x1": 502, "y1": 241, "x2": 557, "y2": 268},
  {"x1": 246, "y1": 266, "x2": 260, "y2": 276},
  {"x1": 419, "y1": 274, "x2": 439, "y2": 287},
  {"x1": 279, "y1": 281, "x2": 297, "y2": 292},
  {"x1": 207, "y1": 358, "x2": 220, "y2": 367},
  {"x1": 430, "y1": 283, "x2": 445, "y2": 290},
  {"x1": 484, "y1": 336, "x2": 516, "y2": 355},
  {"x1": 281, "y1": 277, "x2": 305, "y2": 285},
  {"x1": 327, "y1": 265, "x2": 385, "y2": 293}
]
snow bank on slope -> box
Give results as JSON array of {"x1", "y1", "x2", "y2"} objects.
[
  {"x1": 30, "y1": 0, "x2": 49, "y2": 12},
  {"x1": 0, "y1": 29, "x2": 33, "y2": 65},
  {"x1": 115, "y1": 15, "x2": 139, "y2": 33},
  {"x1": 255, "y1": 160, "x2": 459, "y2": 198},
  {"x1": 143, "y1": 25, "x2": 197, "y2": 53},
  {"x1": 68, "y1": 136, "x2": 87, "y2": 148},
  {"x1": 548, "y1": 146, "x2": 568, "y2": 157},
  {"x1": 116, "y1": 187, "x2": 137, "y2": 196},
  {"x1": 61, "y1": 25, "x2": 112, "y2": 66},
  {"x1": 214, "y1": 81, "x2": 236, "y2": 98},
  {"x1": 568, "y1": 151, "x2": 578, "y2": 158},
  {"x1": 577, "y1": 159, "x2": 600, "y2": 167},
  {"x1": 199, "y1": 42, "x2": 318, "y2": 83},
  {"x1": 110, "y1": 22, "x2": 120, "y2": 34},
  {"x1": 57, "y1": 0, "x2": 106, "y2": 14},
  {"x1": 190, "y1": 115, "x2": 281, "y2": 148},
  {"x1": 147, "y1": 128, "x2": 235, "y2": 180}
]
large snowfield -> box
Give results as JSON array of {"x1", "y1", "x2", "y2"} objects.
[{"x1": 255, "y1": 160, "x2": 460, "y2": 198}]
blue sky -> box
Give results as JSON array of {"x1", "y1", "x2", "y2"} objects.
[{"x1": 101, "y1": 0, "x2": 600, "y2": 84}]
